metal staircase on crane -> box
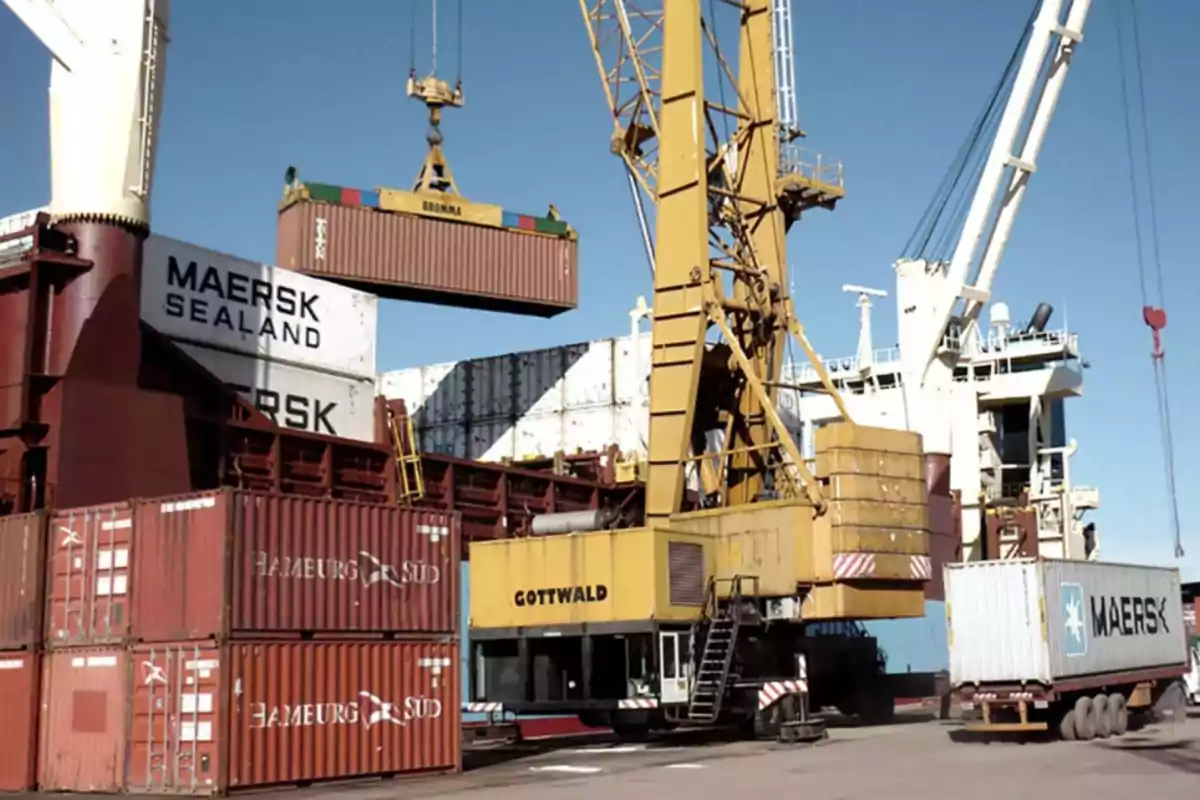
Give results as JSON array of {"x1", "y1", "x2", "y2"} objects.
[{"x1": 687, "y1": 576, "x2": 751, "y2": 723}]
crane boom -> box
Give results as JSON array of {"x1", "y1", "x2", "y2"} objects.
[
  {"x1": 3, "y1": 0, "x2": 169, "y2": 227},
  {"x1": 580, "y1": 0, "x2": 850, "y2": 522},
  {"x1": 900, "y1": 0, "x2": 1091, "y2": 384}
]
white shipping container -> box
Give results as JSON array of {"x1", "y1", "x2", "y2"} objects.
[
  {"x1": 142, "y1": 235, "x2": 378, "y2": 379},
  {"x1": 178, "y1": 343, "x2": 376, "y2": 442},
  {"x1": 945, "y1": 559, "x2": 1187, "y2": 687},
  {"x1": 378, "y1": 332, "x2": 807, "y2": 462}
]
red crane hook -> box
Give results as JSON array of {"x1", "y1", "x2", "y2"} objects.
[{"x1": 1142, "y1": 305, "x2": 1167, "y2": 360}]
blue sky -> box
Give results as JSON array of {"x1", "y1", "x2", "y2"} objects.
[{"x1": 2, "y1": 1, "x2": 1196, "y2": 578}]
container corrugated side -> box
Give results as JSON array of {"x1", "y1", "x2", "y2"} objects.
[
  {"x1": 946, "y1": 560, "x2": 1047, "y2": 685},
  {"x1": 127, "y1": 640, "x2": 461, "y2": 793},
  {"x1": 131, "y1": 490, "x2": 460, "y2": 641},
  {"x1": 0, "y1": 512, "x2": 47, "y2": 649},
  {"x1": 38, "y1": 647, "x2": 128, "y2": 792},
  {"x1": 177, "y1": 342, "x2": 377, "y2": 442},
  {"x1": 378, "y1": 332, "x2": 652, "y2": 461},
  {"x1": 141, "y1": 234, "x2": 378, "y2": 380},
  {"x1": 46, "y1": 503, "x2": 133, "y2": 647},
  {"x1": 0, "y1": 651, "x2": 40, "y2": 791},
  {"x1": 276, "y1": 201, "x2": 577, "y2": 317},
  {"x1": 1043, "y1": 559, "x2": 1186, "y2": 680},
  {"x1": 947, "y1": 559, "x2": 1189, "y2": 687}
]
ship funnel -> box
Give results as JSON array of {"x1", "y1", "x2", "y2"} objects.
[{"x1": 1025, "y1": 302, "x2": 1054, "y2": 334}]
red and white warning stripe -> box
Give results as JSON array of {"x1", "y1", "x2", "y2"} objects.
[
  {"x1": 617, "y1": 698, "x2": 659, "y2": 709},
  {"x1": 909, "y1": 555, "x2": 932, "y2": 580},
  {"x1": 832, "y1": 552, "x2": 876, "y2": 579},
  {"x1": 757, "y1": 680, "x2": 809, "y2": 710},
  {"x1": 464, "y1": 701, "x2": 504, "y2": 713}
]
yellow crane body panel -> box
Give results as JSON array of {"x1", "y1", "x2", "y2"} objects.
[
  {"x1": 468, "y1": 528, "x2": 713, "y2": 629},
  {"x1": 468, "y1": 423, "x2": 934, "y2": 630}
]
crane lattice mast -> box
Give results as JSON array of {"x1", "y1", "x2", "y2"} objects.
[{"x1": 580, "y1": 0, "x2": 850, "y2": 522}]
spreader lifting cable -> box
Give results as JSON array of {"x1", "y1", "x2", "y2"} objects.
[{"x1": 1116, "y1": 0, "x2": 1182, "y2": 558}]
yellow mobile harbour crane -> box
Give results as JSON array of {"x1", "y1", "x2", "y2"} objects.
[{"x1": 465, "y1": 0, "x2": 932, "y2": 741}]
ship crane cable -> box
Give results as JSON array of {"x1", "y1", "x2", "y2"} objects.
[
  {"x1": 901, "y1": 2, "x2": 1039, "y2": 263},
  {"x1": 1115, "y1": 0, "x2": 1182, "y2": 559},
  {"x1": 407, "y1": 0, "x2": 466, "y2": 195}
]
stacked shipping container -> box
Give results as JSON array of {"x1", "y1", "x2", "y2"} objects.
[
  {"x1": 2, "y1": 489, "x2": 462, "y2": 793},
  {"x1": 0, "y1": 512, "x2": 47, "y2": 791},
  {"x1": 140, "y1": 235, "x2": 380, "y2": 443}
]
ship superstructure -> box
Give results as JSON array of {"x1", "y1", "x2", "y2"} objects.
[{"x1": 781, "y1": 290, "x2": 1099, "y2": 562}]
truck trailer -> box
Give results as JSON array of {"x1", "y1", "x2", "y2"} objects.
[{"x1": 945, "y1": 559, "x2": 1189, "y2": 739}]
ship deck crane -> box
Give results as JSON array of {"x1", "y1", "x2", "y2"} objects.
[
  {"x1": 2, "y1": 0, "x2": 169, "y2": 511},
  {"x1": 893, "y1": 0, "x2": 1094, "y2": 560},
  {"x1": 465, "y1": 0, "x2": 937, "y2": 740}
]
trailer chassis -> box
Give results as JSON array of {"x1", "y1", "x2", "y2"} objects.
[{"x1": 956, "y1": 664, "x2": 1188, "y2": 739}]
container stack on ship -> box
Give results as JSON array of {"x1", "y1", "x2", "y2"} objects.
[
  {"x1": 36, "y1": 490, "x2": 463, "y2": 794},
  {"x1": 0, "y1": 511, "x2": 47, "y2": 792}
]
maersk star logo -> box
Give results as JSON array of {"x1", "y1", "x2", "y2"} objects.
[{"x1": 1061, "y1": 582, "x2": 1087, "y2": 658}]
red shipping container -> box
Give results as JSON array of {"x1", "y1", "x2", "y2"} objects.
[
  {"x1": 127, "y1": 640, "x2": 461, "y2": 793},
  {"x1": 0, "y1": 511, "x2": 48, "y2": 649},
  {"x1": 131, "y1": 490, "x2": 459, "y2": 641},
  {"x1": 0, "y1": 651, "x2": 41, "y2": 791},
  {"x1": 38, "y1": 647, "x2": 129, "y2": 792},
  {"x1": 46, "y1": 503, "x2": 133, "y2": 647}
]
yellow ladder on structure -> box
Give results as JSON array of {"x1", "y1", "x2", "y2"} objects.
[{"x1": 389, "y1": 405, "x2": 425, "y2": 504}]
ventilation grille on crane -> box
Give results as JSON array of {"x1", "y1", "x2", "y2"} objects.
[{"x1": 668, "y1": 542, "x2": 705, "y2": 606}]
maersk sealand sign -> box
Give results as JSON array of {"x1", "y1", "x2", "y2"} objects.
[{"x1": 141, "y1": 235, "x2": 378, "y2": 379}]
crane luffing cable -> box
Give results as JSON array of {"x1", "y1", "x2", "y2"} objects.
[
  {"x1": 902, "y1": 2, "x2": 1038, "y2": 263},
  {"x1": 1114, "y1": 0, "x2": 1182, "y2": 559}
]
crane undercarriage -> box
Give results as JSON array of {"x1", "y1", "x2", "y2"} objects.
[{"x1": 468, "y1": 605, "x2": 905, "y2": 741}]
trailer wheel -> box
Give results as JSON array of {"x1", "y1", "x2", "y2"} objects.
[
  {"x1": 1106, "y1": 693, "x2": 1128, "y2": 736},
  {"x1": 1072, "y1": 696, "x2": 1096, "y2": 741},
  {"x1": 1092, "y1": 694, "x2": 1111, "y2": 738},
  {"x1": 1057, "y1": 705, "x2": 1077, "y2": 741}
]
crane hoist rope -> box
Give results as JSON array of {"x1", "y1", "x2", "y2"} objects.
[
  {"x1": 407, "y1": 0, "x2": 465, "y2": 195},
  {"x1": 902, "y1": 2, "x2": 1038, "y2": 264},
  {"x1": 1114, "y1": 0, "x2": 1182, "y2": 559}
]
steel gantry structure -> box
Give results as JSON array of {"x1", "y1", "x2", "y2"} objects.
[{"x1": 580, "y1": 0, "x2": 850, "y2": 523}]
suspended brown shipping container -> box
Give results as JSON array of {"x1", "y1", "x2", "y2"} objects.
[
  {"x1": 45, "y1": 491, "x2": 460, "y2": 646},
  {"x1": 276, "y1": 202, "x2": 578, "y2": 317},
  {"x1": 0, "y1": 651, "x2": 40, "y2": 791},
  {"x1": 131, "y1": 490, "x2": 460, "y2": 640},
  {"x1": 0, "y1": 511, "x2": 48, "y2": 649},
  {"x1": 39, "y1": 640, "x2": 460, "y2": 794}
]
